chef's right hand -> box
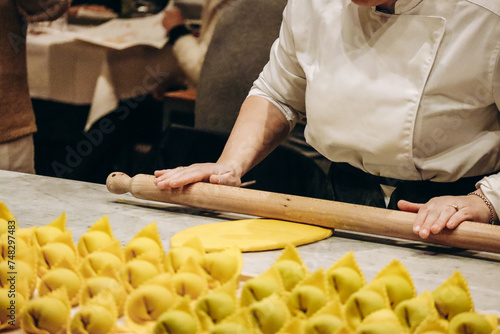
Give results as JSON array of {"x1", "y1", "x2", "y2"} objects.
[{"x1": 154, "y1": 163, "x2": 242, "y2": 189}]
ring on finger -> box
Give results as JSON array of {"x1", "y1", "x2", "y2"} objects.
[{"x1": 448, "y1": 204, "x2": 459, "y2": 212}]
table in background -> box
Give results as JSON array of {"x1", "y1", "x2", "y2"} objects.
[
  {"x1": 26, "y1": 19, "x2": 175, "y2": 182},
  {"x1": 27, "y1": 22, "x2": 175, "y2": 131},
  {"x1": 1, "y1": 170, "x2": 499, "y2": 314}
]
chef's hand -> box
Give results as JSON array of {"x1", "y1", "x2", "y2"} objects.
[
  {"x1": 397, "y1": 189, "x2": 496, "y2": 239},
  {"x1": 154, "y1": 163, "x2": 242, "y2": 189},
  {"x1": 162, "y1": 6, "x2": 184, "y2": 33}
]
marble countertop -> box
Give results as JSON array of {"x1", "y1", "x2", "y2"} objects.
[{"x1": 1, "y1": 170, "x2": 499, "y2": 314}]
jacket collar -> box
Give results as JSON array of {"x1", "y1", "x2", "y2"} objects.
[
  {"x1": 394, "y1": 0, "x2": 424, "y2": 14},
  {"x1": 374, "y1": 0, "x2": 424, "y2": 14}
]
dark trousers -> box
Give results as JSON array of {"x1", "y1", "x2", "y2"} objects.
[{"x1": 329, "y1": 162, "x2": 485, "y2": 210}]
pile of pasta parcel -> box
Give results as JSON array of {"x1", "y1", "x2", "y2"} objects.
[{"x1": 0, "y1": 201, "x2": 499, "y2": 334}]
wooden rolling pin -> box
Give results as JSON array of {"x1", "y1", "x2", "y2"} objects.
[{"x1": 106, "y1": 172, "x2": 500, "y2": 254}]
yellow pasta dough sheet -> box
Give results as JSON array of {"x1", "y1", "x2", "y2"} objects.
[{"x1": 170, "y1": 219, "x2": 333, "y2": 252}]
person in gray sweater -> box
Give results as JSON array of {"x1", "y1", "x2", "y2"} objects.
[
  {"x1": 0, "y1": 0, "x2": 70, "y2": 173},
  {"x1": 152, "y1": 0, "x2": 236, "y2": 97}
]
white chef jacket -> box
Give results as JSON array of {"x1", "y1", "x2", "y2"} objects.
[{"x1": 249, "y1": 0, "x2": 500, "y2": 216}]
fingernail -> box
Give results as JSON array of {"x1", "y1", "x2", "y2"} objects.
[
  {"x1": 413, "y1": 226, "x2": 420, "y2": 232},
  {"x1": 420, "y1": 229, "x2": 428, "y2": 238}
]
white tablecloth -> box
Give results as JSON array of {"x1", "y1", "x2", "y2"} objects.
[{"x1": 27, "y1": 17, "x2": 178, "y2": 130}]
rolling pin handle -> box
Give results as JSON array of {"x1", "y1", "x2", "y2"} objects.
[
  {"x1": 106, "y1": 172, "x2": 132, "y2": 195},
  {"x1": 105, "y1": 172, "x2": 500, "y2": 253}
]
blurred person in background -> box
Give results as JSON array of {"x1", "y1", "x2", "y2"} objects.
[
  {"x1": 152, "y1": 0, "x2": 237, "y2": 97},
  {"x1": 0, "y1": 0, "x2": 70, "y2": 173}
]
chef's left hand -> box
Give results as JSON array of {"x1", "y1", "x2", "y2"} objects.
[{"x1": 397, "y1": 190, "x2": 496, "y2": 239}]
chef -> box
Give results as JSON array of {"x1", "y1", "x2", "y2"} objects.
[{"x1": 154, "y1": 0, "x2": 500, "y2": 238}]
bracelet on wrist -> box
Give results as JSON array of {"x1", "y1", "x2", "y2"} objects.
[
  {"x1": 468, "y1": 191, "x2": 496, "y2": 225},
  {"x1": 167, "y1": 25, "x2": 191, "y2": 45}
]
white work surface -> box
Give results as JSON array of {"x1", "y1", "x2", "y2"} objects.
[
  {"x1": 1, "y1": 170, "x2": 499, "y2": 316},
  {"x1": 26, "y1": 14, "x2": 177, "y2": 130}
]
